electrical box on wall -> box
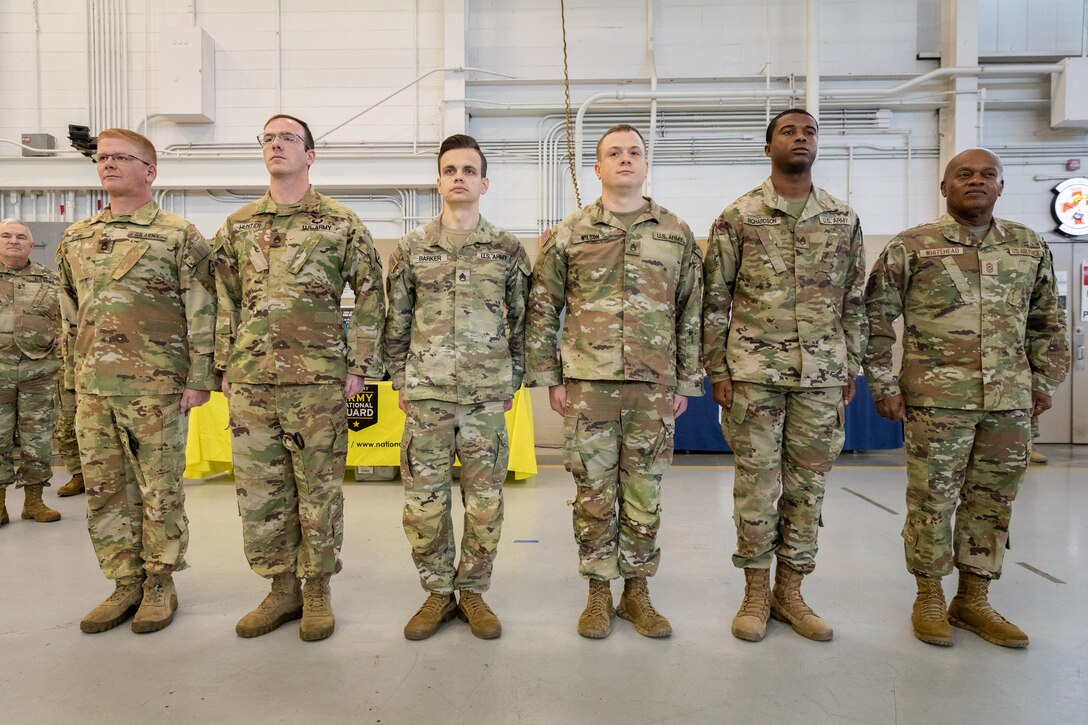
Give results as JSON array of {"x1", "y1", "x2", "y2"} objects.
[
  {"x1": 1051, "y1": 57, "x2": 1088, "y2": 129},
  {"x1": 158, "y1": 27, "x2": 216, "y2": 123},
  {"x1": 20, "y1": 133, "x2": 55, "y2": 157}
]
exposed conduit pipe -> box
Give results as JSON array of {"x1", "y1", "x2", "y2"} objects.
[{"x1": 646, "y1": 0, "x2": 657, "y2": 196}]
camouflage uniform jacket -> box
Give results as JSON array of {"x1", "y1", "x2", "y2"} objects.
[
  {"x1": 525, "y1": 197, "x2": 704, "y2": 397},
  {"x1": 214, "y1": 186, "x2": 385, "y2": 385},
  {"x1": 702, "y1": 178, "x2": 867, "y2": 388},
  {"x1": 57, "y1": 202, "x2": 218, "y2": 395},
  {"x1": 0, "y1": 261, "x2": 61, "y2": 363},
  {"x1": 864, "y1": 214, "x2": 1069, "y2": 410},
  {"x1": 384, "y1": 215, "x2": 531, "y2": 404}
]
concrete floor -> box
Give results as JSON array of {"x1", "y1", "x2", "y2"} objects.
[{"x1": 1, "y1": 445, "x2": 1086, "y2": 725}]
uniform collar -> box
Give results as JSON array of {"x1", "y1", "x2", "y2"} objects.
[
  {"x1": 253, "y1": 185, "x2": 322, "y2": 216},
  {"x1": 938, "y1": 212, "x2": 1009, "y2": 247},
  {"x1": 420, "y1": 214, "x2": 495, "y2": 253},
  {"x1": 589, "y1": 196, "x2": 661, "y2": 229},
  {"x1": 95, "y1": 200, "x2": 160, "y2": 226},
  {"x1": 760, "y1": 177, "x2": 843, "y2": 221}
]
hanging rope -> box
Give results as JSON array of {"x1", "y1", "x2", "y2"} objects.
[{"x1": 560, "y1": 0, "x2": 582, "y2": 208}]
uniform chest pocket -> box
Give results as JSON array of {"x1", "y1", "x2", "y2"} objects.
[
  {"x1": 112, "y1": 241, "x2": 151, "y2": 280},
  {"x1": 30, "y1": 283, "x2": 59, "y2": 315},
  {"x1": 940, "y1": 256, "x2": 976, "y2": 304},
  {"x1": 998, "y1": 254, "x2": 1038, "y2": 307}
]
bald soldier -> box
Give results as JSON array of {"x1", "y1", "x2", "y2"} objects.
[
  {"x1": 0, "y1": 219, "x2": 63, "y2": 526},
  {"x1": 57, "y1": 129, "x2": 219, "y2": 634},
  {"x1": 527, "y1": 124, "x2": 703, "y2": 639},
  {"x1": 215, "y1": 114, "x2": 385, "y2": 642},
  {"x1": 386, "y1": 134, "x2": 530, "y2": 641},
  {"x1": 703, "y1": 108, "x2": 866, "y2": 643},
  {"x1": 864, "y1": 148, "x2": 1069, "y2": 648}
]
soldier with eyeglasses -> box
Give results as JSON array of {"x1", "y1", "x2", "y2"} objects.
[
  {"x1": 213, "y1": 114, "x2": 385, "y2": 642},
  {"x1": 57, "y1": 128, "x2": 219, "y2": 635}
]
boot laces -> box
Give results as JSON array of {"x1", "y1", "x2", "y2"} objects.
[
  {"x1": 918, "y1": 580, "x2": 947, "y2": 621},
  {"x1": 143, "y1": 581, "x2": 167, "y2": 605},
  {"x1": 461, "y1": 593, "x2": 492, "y2": 617},
  {"x1": 629, "y1": 580, "x2": 660, "y2": 617},
  {"x1": 967, "y1": 592, "x2": 1009, "y2": 624},
  {"x1": 417, "y1": 593, "x2": 450, "y2": 617},
  {"x1": 779, "y1": 587, "x2": 815, "y2": 618},
  {"x1": 586, "y1": 581, "x2": 611, "y2": 617},
  {"x1": 304, "y1": 585, "x2": 328, "y2": 609},
  {"x1": 739, "y1": 587, "x2": 770, "y2": 617},
  {"x1": 107, "y1": 584, "x2": 140, "y2": 605}
]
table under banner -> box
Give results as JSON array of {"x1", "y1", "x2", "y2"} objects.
[{"x1": 184, "y1": 383, "x2": 538, "y2": 480}]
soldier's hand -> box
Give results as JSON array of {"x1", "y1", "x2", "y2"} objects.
[
  {"x1": 221, "y1": 378, "x2": 230, "y2": 398},
  {"x1": 1031, "y1": 390, "x2": 1053, "y2": 417},
  {"x1": 711, "y1": 379, "x2": 733, "y2": 409},
  {"x1": 673, "y1": 394, "x2": 688, "y2": 418},
  {"x1": 843, "y1": 378, "x2": 857, "y2": 405},
  {"x1": 398, "y1": 388, "x2": 409, "y2": 414},
  {"x1": 875, "y1": 394, "x2": 906, "y2": 422},
  {"x1": 180, "y1": 388, "x2": 211, "y2": 414},
  {"x1": 549, "y1": 384, "x2": 567, "y2": 415},
  {"x1": 504, "y1": 398, "x2": 513, "y2": 412},
  {"x1": 344, "y1": 373, "x2": 364, "y2": 399}
]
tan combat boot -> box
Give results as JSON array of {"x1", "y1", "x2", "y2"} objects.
[
  {"x1": 404, "y1": 593, "x2": 457, "y2": 640},
  {"x1": 457, "y1": 590, "x2": 502, "y2": 639},
  {"x1": 299, "y1": 574, "x2": 334, "y2": 641},
  {"x1": 911, "y1": 576, "x2": 953, "y2": 646},
  {"x1": 21, "y1": 483, "x2": 61, "y2": 522},
  {"x1": 770, "y1": 563, "x2": 833, "y2": 641},
  {"x1": 617, "y1": 576, "x2": 672, "y2": 638},
  {"x1": 948, "y1": 571, "x2": 1029, "y2": 648},
  {"x1": 57, "y1": 473, "x2": 85, "y2": 497},
  {"x1": 1029, "y1": 448, "x2": 1048, "y2": 464},
  {"x1": 80, "y1": 580, "x2": 144, "y2": 633},
  {"x1": 577, "y1": 579, "x2": 615, "y2": 638},
  {"x1": 236, "y1": 572, "x2": 303, "y2": 638},
  {"x1": 0, "y1": 486, "x2": 8, "y2": 525},
  {"x1": 131, "y1": 572, "x2": 178, "y2": 633},
  {"x1": 732, "y1": 568, "x2": 772, "y2": 642}
]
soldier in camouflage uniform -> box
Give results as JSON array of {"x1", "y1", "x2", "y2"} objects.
[
  {"x1": 864, "y1": 148, "x2": 1069, "y2": 648},
  {"x1": 526, "y1": 124, "x2": 703, "y2": 639},
  {"x1": 215, "y1": 114, "x2": 385, "y2": 642},
  {"x1": 0, "y1": 218, "x2": 62, "y2": 526},
  {"x1": 703, "y1": 109, "x2": 866, "y2": 643},
  {"x1": 386, "y1": 134, "x2": 530, "y2": 641},
  {"x1": 57, "y1": 129, "x2": 218, "y2": 634}
]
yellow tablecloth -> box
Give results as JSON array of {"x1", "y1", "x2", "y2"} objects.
[{"x1": 184, "y1": 384, "x2": 537, "y2": 480}]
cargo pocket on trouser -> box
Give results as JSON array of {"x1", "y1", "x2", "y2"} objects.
[
  {"x1": 721, "y1": 390, "x2": 748, "y2": 445},
  {"x1": 490, "y1": 426, "x2": 510, "y2": 486}
]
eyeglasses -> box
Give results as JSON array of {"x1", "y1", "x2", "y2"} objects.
[
  {"x1": 257, "y1": 132, "x2": 308, "y2": 147},
  {"x1": 95, "y1": 153, "x2": 151, "y2": 166}
]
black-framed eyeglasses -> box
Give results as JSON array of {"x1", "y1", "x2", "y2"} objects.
[
  {"x1": 257, "y1": 132, "x2": 307, "y2": 147},
  {"x1": 94, "y1": 153, "x2": 152, "y2": 166}
]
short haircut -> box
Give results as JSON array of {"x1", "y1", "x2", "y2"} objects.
[
  {"x1": 596, "y1": 124, "x2": 647, "y2": 161},
  {"x1": 97, "y1": 128, "x2": 157, "y2": 165},
  {"x1": 438, "y1": 134, "x2": 487, "y2": 177},
  {"x1": 264, "y1": 114, "x2": 315, "y2": 150},
  {"x1": 0, "y1": 217, "x2": 32, "y2": 235},
  {"x1": 765, "y1": 108, "x2": 819, "y2": 144}
]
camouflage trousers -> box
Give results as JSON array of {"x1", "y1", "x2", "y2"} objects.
[
  {"x1": 401, "y1": 399, "x2": 509, "y2": 594},
  {"x1": 76, "y1": 393, "x2": 189, "y2": 583},
  {"x1": 722, "y1": 382, "x2": 844, "y2": 573},
  {"x1": 54, "y1": 378, "x2": 81, "y2": 475},
  {"x1": 562, "y1": 380, "x2": 674, "y2": 581},
  {"x1": 0, "y1": 356, "x2": 60, "y2": 488},
  {"x1": 904, "y1": 406, "x2": 1029, "y2": 580},
  {"x1": 229, "y1": 383, "x2": 346, "y2": 579}
]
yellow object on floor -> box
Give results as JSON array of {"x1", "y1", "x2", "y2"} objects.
[{"x1": 184, "y1": 383, "x2": 537, "y2": 480}]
